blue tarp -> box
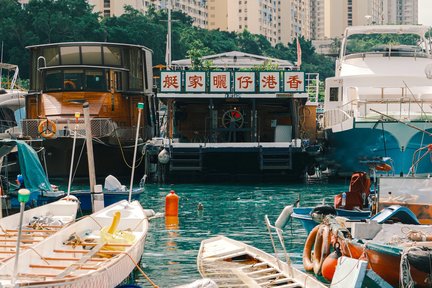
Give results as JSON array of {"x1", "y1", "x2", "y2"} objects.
[{"x1": 1, "y1": 140, "x2": 52, "y2": 205}]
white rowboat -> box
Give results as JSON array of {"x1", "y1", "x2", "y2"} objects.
[
  {"x1": 197, "y1": 236, "x2": 326, "y2": 288},
  {"x1": 0, "y1": 200, "x2": 149, "y2": 287},
  {"x1": 0, "y1": 197, "x2": 78, "y2": 263}
]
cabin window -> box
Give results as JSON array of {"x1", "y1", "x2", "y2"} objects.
[
  {"x1": 103, "y1": 46, "x2": 122, "y2": 66},
  {"x1": 85, "y1": 70, "x2": 106, "y2": 91},
  {"x1": 45, "y1": 70, "x2": 63, "y2": 91},
  {"x1": 329, "y1": 87, "x2": 339, "y2": 101},
  {"x1": 115, "y1": 71, "x2": 123, "y2": 91},
  {"x1": 64, "y1": 70, "x2": 84, "y2": 91},
  {"x1": 128, "y1": 49, "x2": 143, "y2": 90},
  {"x1": 43, "y1": 47, "x2": 60, "y2": 66},
  {"x1": 60, "y1": 46, "x2": 80, "y2": 65},
  {"x1": 82, "y1": 46, "x2": 102, "y2": 65}
]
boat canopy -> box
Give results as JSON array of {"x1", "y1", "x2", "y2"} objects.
[{"x1": 344, "y1": 25, "x2": 431, "y2": 38}]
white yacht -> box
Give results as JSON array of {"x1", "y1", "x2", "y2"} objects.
[
  {"x1": 323, "y1": 25, "x2": 432, "y2": 176},
  {"x1": 0, "y1": 63, "x2": 26, "y2": 138}
]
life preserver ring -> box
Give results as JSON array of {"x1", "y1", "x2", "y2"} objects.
[
  {"x1": 376, "y1": 163, "x2": 392, "y2": 172},
  {"x1": 64, "y1": 80, "x2": 77, "y2": 90},
  {"x1": 38, "y1": 119, "x2": 57, "y2": 138},
  {"x1": 303, "y1": 225, "x2": 320, "y2": 271},
  {"x1": 313, "y1": 225, "x2": 331, "y2": 275}
]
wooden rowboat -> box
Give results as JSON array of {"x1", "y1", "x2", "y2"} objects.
[
  {"x1": 0, "y1": 200, "x2": 149, "y2": 287},
  {"x1": 198, "y1": 236, "x2": 326, "y2": 288},
  {"x1": 0, "y1": 197, "x2": 78, "y2": 263}
]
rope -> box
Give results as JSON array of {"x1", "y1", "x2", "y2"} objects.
[
  {"x1": 27, "y1": 246, "x2": 50, "y2": 265},
  {"x1": 114, "y1": 129, "x2": 145, "y2": 169},
  {"x1": 123, "y1": 252, "x2": 159, "y2": 288},
  {"x1": 400, "y1": 247, "x2": 415, "y2": 288},
  {"x1": 402, "y1": 226, "x2": 430, "y2": 241}
]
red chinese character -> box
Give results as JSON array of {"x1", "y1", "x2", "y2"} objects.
[
  {"x1": 237, "y1": 76, "x2": 253, "y2": 89},
  {"x1": 287, "y1": 75, "x2": 302, "y2": 89},
  {"x1": 262, "y1": 75, "x2": 278, "y2": 89},
  {"x1": 163, "y1": 75, "x2": 179, "y2": 89},
  {"x1": 188, "y1": 75, "x2": 204, "y2": 89},
  {"x1": 213, "y1": 75, "x2": 227, "y2": 89}
]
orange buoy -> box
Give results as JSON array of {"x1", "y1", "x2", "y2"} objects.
[
  {"x1": 165, "y1": 190, "x2": 179, "y2": 217},
  {"x1": 321, "y1": 244, "x2": 342, "y2": 282}
]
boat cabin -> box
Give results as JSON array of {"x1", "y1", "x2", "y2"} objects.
[
  {"x1": 19, "y1": 42, "x2": 156, "y2": 178},
  {"x1": 24, "y1": 42, "x2": 156, "y2": 141}
]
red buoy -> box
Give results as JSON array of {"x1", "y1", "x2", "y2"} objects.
[
  {"x1": 322, "y1": 249, "x2": 341, "y2": 282},
  {"x1": 165, "y1": 190, "x2": 179, "y2": 217}
]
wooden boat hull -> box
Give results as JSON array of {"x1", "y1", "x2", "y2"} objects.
[
  {"x1": 198, "y1": 235, "x2": 326, "y2": 288},
  {"x1": 0, "y1": 200, "x2": 149, "y2": 287},
  {"x1": 340, "y1": 241, "x2": 431, "y2": 287}
]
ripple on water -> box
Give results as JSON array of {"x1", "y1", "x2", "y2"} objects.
[{"x1": 136, "y1": 182, "x2": 345, "y2": 287}]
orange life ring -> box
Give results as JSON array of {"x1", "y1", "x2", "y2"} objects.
[
  {"x1": 376, "y1": 163, "x2": 392, "y2": 172},
  {"x1": 38, "y1": 119, "x2": 57, "y2": 138},
  {"x1": 313, "y1": 225, "x2": 331, "y2": 275},
  {"x1": 303, "y1": 225, "x2": 320, "y2": 271},
  {"x1": 64, "y1": 80, "x2": 77, "y2": 90}
]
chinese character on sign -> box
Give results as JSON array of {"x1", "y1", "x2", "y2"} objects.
[
  {"x1": 283, "y1": 71, "x2": 305, "y2": 93},
  {"x1": 163, "y1": 76, "x2": 179, "y2": 89},
  {"x1": 210, "y1": 71, "x2": 231, "y2": 92},
  {"x1": 237, "y1": 76, "x2": 253, "y2": 88},
  {"x1": 288, "y1": 75, "x2": 302, "y2": 89},
  {"x1": 185, "y1": 71, "x2": 206, "y2": 92},
  {"x1": 214, "y1": 75, "x2": 227, "y2": 89},
  {"x1": 234, "y1": 72, "x2": 255, "y2": 93},
  {"x1": 160, "y1": 71, "x2": 182, "y2": 92},
  {"x1": 188, "y1": 75, "x2": 203, "y2": 89},
  {"x1": 259, "y1": 72, "x2": 280, "y2": 92},
  {"x1": 263, "y1": 75, "x2": 277, "y2": 88}
]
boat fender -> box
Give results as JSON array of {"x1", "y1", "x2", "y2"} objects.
[
  {"x1": 303, "y1": 225, "x2": 320, "y2": 271},
  {"x1": 275, "y1": 205, "x2": 293, "y2": 229},
  {"x1": 406, "y1": 247, "x2": 432, "y2": 274},
  {"x1": 38, "y1": 119, "x2": 57, "y2": 138},
  {"x1": 313, "y1": 224, "x2": 331, "y2": 275},
  {"x1": 310, "y1": 204, "x2": 337, "y2": 223},
  {"x1": 376, "y1": 163, "x2": 392, "y2": 172},
  {"x1": 158, "y1": 148, "x2": 170, "y2": 164},
  {"x1": 321, "y1": 242, "x2": 342, "y2": 281}
]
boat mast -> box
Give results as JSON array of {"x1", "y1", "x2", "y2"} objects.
[
  {"x1": 166, "y1": 0, "x2": 172, "y2": 69},
  {"x1": 0, "y1": 41, "x2": 3, "y2": 88}
]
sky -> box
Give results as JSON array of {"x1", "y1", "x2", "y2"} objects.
[{"x1": 418, "y1": 0, "x2": 432, "y2": 26}]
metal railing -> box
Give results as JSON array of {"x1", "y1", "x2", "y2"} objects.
[
  {"x1": 324, "y1": 98, "x2": 432, "y2": 128},
  {"x1": 21, "y1": 118, "x2": 116, "y2": 139}
]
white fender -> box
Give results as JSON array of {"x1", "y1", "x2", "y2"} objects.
[
  {"x1": 275, "y1": 205, "x2": 294, "y2": 229},
  {"x1": 158, "y1": 148, "x2": 170, "y2": 164}
]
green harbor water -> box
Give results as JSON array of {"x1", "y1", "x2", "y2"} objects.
[{"x1": 133, "y1": 182, "x2": 347, "y2": 287}]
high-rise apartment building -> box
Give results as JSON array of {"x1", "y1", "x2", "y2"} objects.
[
  {"x1": 385, "y1": 0, "x2": 418, "y2": 25},
  {"x1": 208, "y1": 0, "x2": 310, "y2": 45},
  {"x1": 311, "y1": 0, "x2": 417, "y2": 40},
  {"x1": 86, "y1": 0, "x2": 418, "y2": 44}
]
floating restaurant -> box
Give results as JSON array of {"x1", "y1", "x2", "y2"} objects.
[{"x1": 145, "y1": 51, "x2": 320, "y2": 182}]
